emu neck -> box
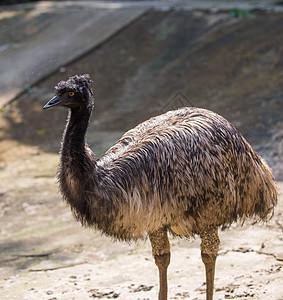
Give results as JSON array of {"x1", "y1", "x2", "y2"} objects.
[
  {"x1": 60, "y1": 105, "x2": 98, "y2": 227},
  {"x1": 62, "y1": 106, "x2": 92, "y2": 156}
]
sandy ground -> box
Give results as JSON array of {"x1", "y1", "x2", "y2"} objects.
[{"x1": 0, "y1": 141, "x2": 282, "y2": 300}]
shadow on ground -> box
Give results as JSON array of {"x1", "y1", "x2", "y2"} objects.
[{"x1": 1, "y1": 10, "x2": 283, "y2": 175}]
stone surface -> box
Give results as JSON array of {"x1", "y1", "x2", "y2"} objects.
[
  {"x1": 0, "y1": 2, "x2": 147, "y2": 106},
  {"x1": 1, "y1": 0, "x2": 283, "y2": 107}
]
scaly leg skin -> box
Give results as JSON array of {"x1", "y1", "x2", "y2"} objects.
[
  {"x1": 149, "y1": 228, "x2": 170, "y2": 300},
  {"x1": 200, "y1": 226, "x2": 220, "y2": 300},
  {"x1": 201, "y1": 251, "x2": 217, "y2": 300}
]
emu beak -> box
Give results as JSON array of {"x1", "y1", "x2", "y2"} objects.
[{"x1": 43, "y1": 95, "x2": 62, "y2": 110}]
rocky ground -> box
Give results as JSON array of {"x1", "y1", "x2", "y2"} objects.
[{"x1": 0, "y1": 2, "x2": 282, "y2": 299}]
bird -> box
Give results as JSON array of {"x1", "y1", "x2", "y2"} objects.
[{"x1": 43, "y1": 74, "x2": 277, "y2": 300}]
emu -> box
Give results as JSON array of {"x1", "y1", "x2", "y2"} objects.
[{"x1": 43, "y1": 74, "x2": 277, "y2": 300}]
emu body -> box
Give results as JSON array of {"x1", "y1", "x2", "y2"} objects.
[{"x1": 44, "y1": 74, "x2": 277, "y2": 300}]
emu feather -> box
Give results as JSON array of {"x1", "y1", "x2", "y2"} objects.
[{"x1": 43, "y1": 74, "x2": 277, "y2": 300}]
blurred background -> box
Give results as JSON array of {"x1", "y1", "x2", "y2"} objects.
[{"x1": 0, "y1": 1, "x2": 282, "y2": 299}]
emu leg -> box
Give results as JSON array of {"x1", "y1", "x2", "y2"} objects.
[
  {"x1": 200, "y1": 226, "x2": 220, "y2": 300},
  {"x1": 201, "y1": 251, "x2": 217, "y2": 300},
  {"x1": 149, "y1": 228, "x2": 170, "y2": 300}
]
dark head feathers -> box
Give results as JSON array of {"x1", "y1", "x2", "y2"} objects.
[{"x1": 55, "y1": 74, "x2": 93, "y2": 96}]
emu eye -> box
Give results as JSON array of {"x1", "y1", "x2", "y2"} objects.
[{"x1": 68, "y1": 92, "x2": 74, "y2": 97}]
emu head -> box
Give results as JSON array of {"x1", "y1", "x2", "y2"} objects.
[{"x1": 43, "y1": 74, "x2": 94, "y2": 111}]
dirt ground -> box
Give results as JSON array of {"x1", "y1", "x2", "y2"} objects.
[
  {"x1": 0, "y1": 141, "x2": 282, "y2": 300},
  {"x1": 0, "y1": 7, "x2": 282, "y2": 300}
]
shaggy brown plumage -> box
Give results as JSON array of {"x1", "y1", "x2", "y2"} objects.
[{"x1": 43, "y1": 74, "x2": 277, "y2": 300}]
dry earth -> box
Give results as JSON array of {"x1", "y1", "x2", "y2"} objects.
[
  {"x1": 0, "y1": 141, "x2": 282, "y2": 300},
  {"x1": 0, "y1": 6, "x2": 282, "y2": 300}
]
